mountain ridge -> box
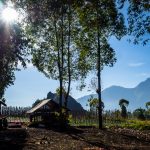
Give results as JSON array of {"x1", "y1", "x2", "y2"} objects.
[
  {"x1": 47, "y1": 91, "x2": 84, "y2": 111},
  {"x1": 77, "y1": 78, "x2": 150, "y2": 111}
]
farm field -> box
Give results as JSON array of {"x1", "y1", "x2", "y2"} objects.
[
  {"x1": 0, "y1": 127, "x2": 150, "y2": 150},
  {"x1": 6, "y1": 115, "x2": 150, "y2": 130}
]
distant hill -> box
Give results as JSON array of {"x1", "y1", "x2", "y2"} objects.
[
  {"x1": 47, "y1": 91, "x2": 84, "y2": 111},
  {"x1": 77, "y1": 78, "x2": 150, "y2": 111}
]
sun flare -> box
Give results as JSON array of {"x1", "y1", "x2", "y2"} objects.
[{"x1": 2, "y1": 7, "x2": 18, "y2": 23}]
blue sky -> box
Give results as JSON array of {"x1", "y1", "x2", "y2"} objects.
[{"x1": 5, "y1": 36, "x2": 150, "y2": 107}]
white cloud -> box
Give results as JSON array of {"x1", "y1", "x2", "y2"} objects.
[{"x1": 128, "y1": 62, "x2": 145, "y2": 67}]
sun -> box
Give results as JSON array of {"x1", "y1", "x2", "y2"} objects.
[{"x1": 2, "y1": 7, "x2": 18, "y2": 23}]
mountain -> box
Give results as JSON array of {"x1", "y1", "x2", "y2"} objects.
[
  {"x1": 77, "y1": 78, "x2": 150, "y2": 111},
  {"x1": 47, "y1": 91, "x2": 84, "y2": 111}
]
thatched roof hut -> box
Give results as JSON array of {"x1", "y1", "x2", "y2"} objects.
[{"x1": 27, "y1": 99, "x2": 69, "y2": 123}]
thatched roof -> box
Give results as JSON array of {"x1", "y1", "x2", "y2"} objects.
[
  {"x1": 26, "y1": 99, "x2": 70, "y2": 114},
  {"x1": 26, "y1": 99, "x2": 50, "y2": 114}
]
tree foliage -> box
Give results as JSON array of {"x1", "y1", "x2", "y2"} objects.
[
  {"x1": 119, "y1": 99, "x2": 129, "y2": 107},
  {"x1": 88, "y1": 96, "x2": 104, "y2": 112},
  {"x1": 76, "y1": 0, "x2": 126, "y2": 72},
  {"x1": 118, "y1": 0, "x2": 150, "y2": 45},
  {"x1": 119, "y1": 99, "x2": 129, "y2": 118},
  {"x1": 146, "y1": 101, "x2": 150, "y2": 110},
  {"x1": 0, "y1": 2, "x2": 29, "y2": 98},
  {"x1": 133, "y1": 108, "x2": 146, "y2": 120},
  {"x1": 16, "y1": 0, "x2": 89, "y2": 110}
]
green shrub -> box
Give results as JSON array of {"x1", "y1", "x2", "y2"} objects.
[{"x1": 107, "y1": 119, "x2": 150, "y2": 130}]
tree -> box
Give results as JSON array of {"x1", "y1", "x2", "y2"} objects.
[
  {"x1": 76, "y1": 0, "x2": 126, "y2": 129},
  {"x1": 0, "y1": 2, "x2": 29, "y2": 99},
  {"x1": 118, "y1": 0, "x2": 150, "y2": 45},
  {"x1": 16, "y1": 0, "x2": 89, "y2": 112},
  {"x1": 133, "y1": 108, "x2": 146, "y2": 120},
  {"x1": 88, "y1": 96, "x2": 104, "y2": 113},
  {"x1": 16, "y1": 0, "x2": 126, "y2": 129},
  {"x1": 119, "y1": 99, "x2": 129, "y2": 118},
  {"x1": 146, "y1": 101, "x2": 150, "y2": 110}
]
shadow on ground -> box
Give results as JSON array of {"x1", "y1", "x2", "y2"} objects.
[
  {"x1": 0, "y1": 128, "x2": 28, "y2": 150},
  {"x1": 0, "y1": 126, "x2": 150, "y2": 150},
  {"x1": 66, "y1": 127, "x2": 109, "y2": 149}
]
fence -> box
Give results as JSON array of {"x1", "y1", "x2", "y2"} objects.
[
  {"x1": 2, "y1": 107, "x2": 149, "y2": 127},
  {"x1": 1, "y1": 106, "x2": 30, "y2": 123},
  {"x1": 70, "y1": 110, "x2": 127, "y2": 127}
]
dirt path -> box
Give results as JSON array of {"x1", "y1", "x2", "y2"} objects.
[{"x1": 0, "y1": 127, "x2": 150, "y2": 150}]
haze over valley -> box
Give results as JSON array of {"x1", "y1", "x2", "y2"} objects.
[{"x1": 77, "y1": 78, "x2": 150, "y2": 111}]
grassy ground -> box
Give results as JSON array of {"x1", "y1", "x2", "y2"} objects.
[
  {"x1": 105, "y1": 120, "x2": 150, "y2": 130},
  {"x1": 69, "y1": 114, "x2": 150, "y2": 130}
]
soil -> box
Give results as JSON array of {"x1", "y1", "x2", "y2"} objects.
[{"x1": 0, "y1": 127, "x2": 150, "y2": 150}]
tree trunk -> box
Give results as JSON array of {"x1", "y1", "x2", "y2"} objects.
[
  {"x1": 65, "y1": 1, "x2": 71, "y2": 109},
  {"x1": 60, "y1": 4, "x2": 64, "y2": 110},
  {"x1": 97, "y1": 34, "x2": 102, "y2": 129},
  {"x1": 97, "y1": 1, "x2": 103, "y2": 129},
  {"x1": 54, "y1": 17, "x2": 62, "y2": 109}
]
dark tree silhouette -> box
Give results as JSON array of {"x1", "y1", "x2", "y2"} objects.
[
  {"x1": 133, "y1": 108, "x2": 146, "y2": 120},
  {"x1": 119, "y1": 99, "x2": 129, "y2": 118}
]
